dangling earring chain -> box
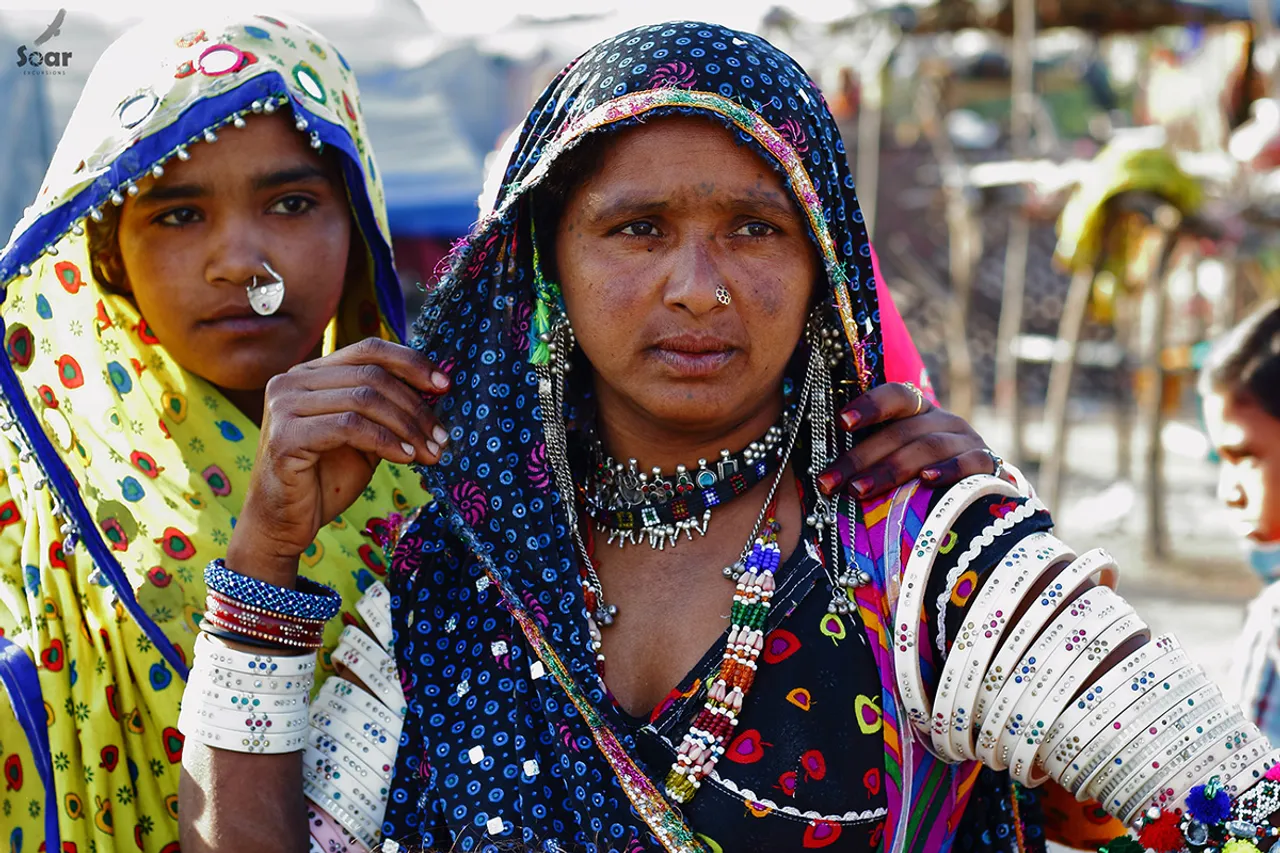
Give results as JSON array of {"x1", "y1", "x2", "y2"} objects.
[
  {"x1": 804, "y1": 314, "x2": 841, "y2": 534},
  {"x1": 804, "y1": 310, "x2": 872, "y2": 614}
]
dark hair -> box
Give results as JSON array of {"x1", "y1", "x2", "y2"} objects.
[
  {"x1": 528, "y1": 133, "x2": 611, "y2": 279},
  {"x1": 85, "y1": 204, "x2": 128, "y2": 293},
  {"x1": 1200, "y1": 300, "x2": 1280, "y2": 420}
]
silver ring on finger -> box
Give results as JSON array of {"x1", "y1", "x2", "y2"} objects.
[{"x1": 983, "y1": 448, "x2": 1005, "y2": 480}]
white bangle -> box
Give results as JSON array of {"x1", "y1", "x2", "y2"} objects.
[
  {"x1": 189, "y1": 684, "x2": 312, "y2": 713},
  {"x1": 1081, "y1": 680, "x2": 1218, "y2": 799},
  {"x1": 976, "y1": 585, "x2": 1116, "y2": 770},
  {"x1": 1116, "y1": 714, "x2": 1249, "y2": 824},
  {"x1": 1107, "y1": 702, "x2": 1239, "y2": 816},
  {"x1": 318, "y1": 677, "x2": 406, "y2": 731},
  {"x1": 933, "y1": 530, "x2": 1077, "y2": 760},
  {"x1": 894, "y1": 475, "x2": 1022, "y2": 736},
  {"x1": 1161, "y1": 724, "x2": 1270, "y2": 811},
  {"x1": 302, "y1": 752, "x2": 388, "y2": 823},
  {"x1": 307, "y1": 727, "x2": 394, "y2": 796},
  {"x1": 313, "y1": 690, "x2": 402, "y2": 754},
  {"x1": 196, "y1": 632, "x2": 317, "y2": 677},
  {"x1": 202, "y1": 666, "x2": 316, "y2": 696},
  {"x1": 1041, "y1": 636, "x2": 1183, "y2": 790},
  {"x1": 1009, "y1": 609, "x2": 1148, "y2": 786},
  {"x1": 1222, "y1": 745, "x2": 1280, "y2": 797},
  {"x1": 302, "y1": 776, "x2": 381, "y2": 849},
  {"x1": 967, "y1": 547, "x2": 1119, "y2": 761},
  {"x1": 355, "y1": 581, "x2": 394, "y2": 653},
  {"x1": 334, "y1": 628, "x2": 405, "y2": 717},
  {"x1": 1001, "y1": 461, "x2": 1037, "y2": 499},
  {"x1": 310, "y1": 709, "x2": 398, "y2": 764},
  {"x1": 177, "y1": 710, "x2": 309, "y2": 754},
  {"x1": 1040, "y1": 637, "x2": 1181, "y2": 790},
  {"x1": 189, "y1": 702, "x2": 309, "y2": 733},
  {"x1": 992, "y1": 591, "x2": 1132, "y2": 775},
  {"x1": 1094, "y1": 689, "x2": 1231, "y2": 805},
  {"x1": 1059, "y1": 661, "x2": 1204, "y2": 793},
  {"x1": 934, "y1": 495, "x2": 1045, "y2": 655}
]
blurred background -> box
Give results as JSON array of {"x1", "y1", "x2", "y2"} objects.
[{"x1": 4, "y1": 0, "x2": 1280, "y2": 690}]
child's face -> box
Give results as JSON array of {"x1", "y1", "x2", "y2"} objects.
[
  {"x1": 115, "y1": 113, "x2": 351, "y2": 392},
  {"x1": 1204, "y1": 389, "x2": 1280, "y2": 543}
]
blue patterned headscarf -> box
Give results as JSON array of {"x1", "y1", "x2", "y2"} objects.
[{"x1": 384, "y1": 21, "x2": 886, "y2": 851}]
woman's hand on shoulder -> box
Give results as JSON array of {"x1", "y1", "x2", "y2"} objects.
[
  {"x1": 816, "y1": 382, "x2": 997, "y2": 501},
  {"x1": 228, "y1": 338, "x2": 450, "y2": 586}
]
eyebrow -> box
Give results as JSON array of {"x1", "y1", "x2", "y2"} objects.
[
  {"x1": 252, "y1": 164, "x2": 330, "y2": 191},
  {"x1": 134, "y1": 164, "x2": 331, "y2": 204},
  {"x1": 586, "y1": 190, "x2": 800, "y2": 223}
]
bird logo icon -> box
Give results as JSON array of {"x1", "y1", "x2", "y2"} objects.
[{"x1": 33, "y1": 9, "x2": 65, "y2": 46}]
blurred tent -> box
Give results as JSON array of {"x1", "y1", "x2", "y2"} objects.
[
  {"x1": 0, "y1": 42, "x2": 54, "y2": 249},
  {"x1": 0, "y1": 0, "x2": 528, "y2": 241},
  {"x1": 892, "y1": 0, "x2": 1280, "y2": 33}
]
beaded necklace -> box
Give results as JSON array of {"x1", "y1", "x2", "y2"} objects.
[
  {"x1": 576, "y1": 496, "x2": 783, "y2": 804},
  {"x1": 582, "y1": 414, "x2": 789, "y2": 551},
  {"x1": 665, "y1": 504, "x2": 780, "y2": 803}
]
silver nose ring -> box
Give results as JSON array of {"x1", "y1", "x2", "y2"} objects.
[{"x1": 246, "y1": 260, "x2": 285, "y2": 316}]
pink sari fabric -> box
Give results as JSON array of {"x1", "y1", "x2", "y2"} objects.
[{"x1": 872, "y1": 246, "x2": 938, "y2": 404}]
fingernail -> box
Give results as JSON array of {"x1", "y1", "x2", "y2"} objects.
[
  {"x1": 431, "y1": 371, "x2": 450, "y2": 390},
  {"x1": 817, "y1": 471, "x2": 841, "y2": 494},
  {"x1": 432, "y1": 425, "x2": 449, "y2": 445},
  {"x1": 400, "y1": 441, "x2": 416, "y2": 457},
  {"x1": 841, "y1": 410, "x2": 861, "y2": 430},
  {"x1": 851, "y1": 476, "x2": 874, "y2": 497},
  {"x1": 921, "y1": 469, "x2": 940, "y2": 481},
  {"x1": 426, "y1": 440, "x2": 441, "y2": 456}
]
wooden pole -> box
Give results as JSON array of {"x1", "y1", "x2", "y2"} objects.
[
  {"x1": 1250, "y1": 0, "x2": 1280, "y2": 97},
  {"x1": 1140, "y1": 206, "x2": 1182, "y2": 560},
  {"x1": 995, "y1": 0, "x2": 1036, "y2": 467},
  {"x1": 857, "y1": 59, "x2": 884, "y2": 240}
]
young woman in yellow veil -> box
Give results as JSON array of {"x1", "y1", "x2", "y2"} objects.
[{"x1": 0, "y1": 14, "x2": 439, "y2": 851}]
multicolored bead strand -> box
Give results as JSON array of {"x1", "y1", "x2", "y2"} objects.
[{"x1": 665, "y1": 506, "x2": 781, "y2": 803}]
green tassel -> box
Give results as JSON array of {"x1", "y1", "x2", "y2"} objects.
[
  {"x1": 1098, "y1": 835, "x2": 1144, "y2": 853},
  {"x1": 529, "y1": 224, "x2": 563, "y2": 366}
]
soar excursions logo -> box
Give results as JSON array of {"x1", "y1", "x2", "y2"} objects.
[{"x1": 17, "y1": 8, "x2": 71, "y2": 75}]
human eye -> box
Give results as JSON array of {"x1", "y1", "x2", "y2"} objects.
[
  {"x1": 732, "y1": 221, "x2": 778, "y2": 238},
  {"x1": 618, "y1": 220, "x2": 659, "y2": 237},
  {"x1": 154, "y1": 207, "x2": 201, "y2": 227},
  {"x1": 269, "y1": 194, "x2": 316, "y2": 216}
]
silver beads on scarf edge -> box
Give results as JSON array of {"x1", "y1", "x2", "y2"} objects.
[
  {"x1": 0, "y1": 92, "x2": 319, "y2": 566},
  {"x1": 0, "y1": 393, "x2": 80, "y2": 552},
  {"x1": 1, "y1": 93, "x2": 321, "y2": 289}
]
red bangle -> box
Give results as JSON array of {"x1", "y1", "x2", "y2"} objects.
[
  {"x1": 204, "y1": 595, "x2": 327, "y2": 650},
  {"x1": 201, "y1": 611, "x2": 322, "y2": 651},
  {"x1": 207, "y1": 588, "x2": 330, "y2": 625},
  {"x1": 205, "y1": 595, "x2": 327, "y2": 642}
]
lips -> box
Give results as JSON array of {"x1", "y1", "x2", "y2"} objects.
[
  {"x1": 198, "y1": 304, "x2": 287, "y2": 334},
  {"x1": 648, "y1": 333, "x2": 738, "y2": 377}
]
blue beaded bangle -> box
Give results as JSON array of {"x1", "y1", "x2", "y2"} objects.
[{"x1": 204, "y1": 559, "x2": 341, "y2": 622}]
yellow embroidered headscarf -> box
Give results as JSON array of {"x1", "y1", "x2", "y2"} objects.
[{"x1": 0, "y1": 13, "x2": 427, "y2": 852}]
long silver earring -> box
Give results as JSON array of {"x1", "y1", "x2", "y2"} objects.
[
  {"x1": 534, "y1": 318, "x2": 613, "y2": 625},
  {"x1": 803, "y1": 309, "x2": 869, "y2": 614},
  {"x1": 247, "y1": 260, "x2": 285, "y2": 315}
]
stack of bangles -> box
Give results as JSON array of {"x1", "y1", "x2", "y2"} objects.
[
  {"x1": 179, "y1": 558, "x2": 405, "y2": 850},
  {"x1": 895, "y1": 474, "x2": 1280, "y2": 852}
]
